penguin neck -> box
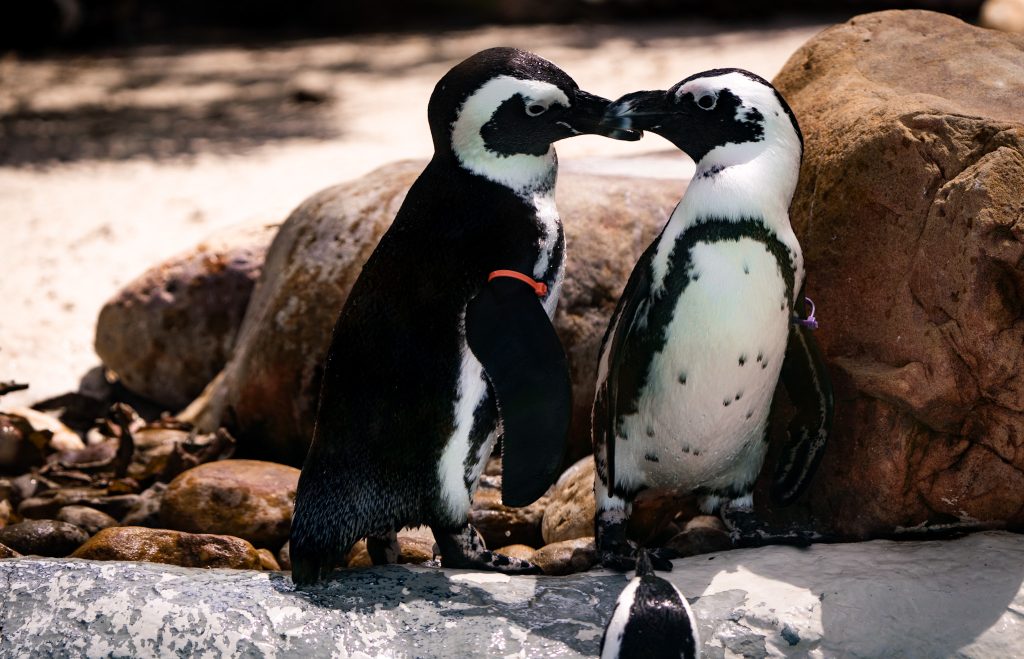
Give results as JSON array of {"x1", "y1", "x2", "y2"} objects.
[
  {"x1": 649, "y1": 146, "x2": 803, "y2": 294},
  {"x1": 447, "y1": 127, "x2": 559, "y2": 200},
  {"x1": 681, "y1": 144, "x2": 799, "y2": 229}
]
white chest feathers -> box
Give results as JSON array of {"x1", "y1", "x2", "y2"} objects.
[{"x1": 614, "y1": 236, "x2": 791, "y2": 494}]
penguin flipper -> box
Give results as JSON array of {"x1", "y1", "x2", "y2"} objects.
[
  {"x1": 771, "y1": 295, "x2": 834, "y2": 506},
  {"x1": 465, "y1": 277, "x2": 571, "y2": 508}
]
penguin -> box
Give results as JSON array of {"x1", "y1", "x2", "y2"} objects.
[
  {"x1": 290, "y1": 47, "x2": 640, "y2": 587},
  {"x1": 591, "y1": 69, "x2": 834, "y2": 569},
  {"x1": 600, "y1": 549, "x2": 700, "y2": 659}
]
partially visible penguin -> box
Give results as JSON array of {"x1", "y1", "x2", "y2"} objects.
[
  {"x1": 600, "y1": 549, "x2": 700, "y2": 659},
  {"x1": 289, "y1": 48, "x2": 640, "y2": 586},
  {"x1": 592, "y1": 69, "x2": 833, "y2": 569}
]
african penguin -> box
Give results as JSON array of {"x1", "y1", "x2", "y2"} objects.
[
  {"x1": 290, "y1": 47, "x2": 640, "y2": 587},
  {"x1": 600, "y1": 549, "x2": 700, "y2": 659},
  {"x1": 592, "y1": 69, "x2": 833, "y2": 569}
]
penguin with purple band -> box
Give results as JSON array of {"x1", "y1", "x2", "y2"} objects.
[
  {"x1": 592, "y1": 69, "x2": 833, "y2": 570},
  {"x1": 289, "y1": 47, "x2": 640, "y2": 587}
]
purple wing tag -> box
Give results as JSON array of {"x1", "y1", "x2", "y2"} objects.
[{"x1": 793, "y1": 297, "x2": 819, "y2": 330}]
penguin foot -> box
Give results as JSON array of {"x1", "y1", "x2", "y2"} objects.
[
  {"x1": 433, "y1": 523, "x2": 541, "y2": 574},
  {"x1": 366, "y1": 532, "x2": 400, "y2": 566},
  {"x1": 599, "y1": 544, "x2": 675, "y2": 572},
  {"x1": 722, "y1": 507, "x2": 818, "y2": 548}
]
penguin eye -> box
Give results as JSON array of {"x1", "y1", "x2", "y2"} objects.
[
  {"x1": 525, "y1": 103, "x2": 548, "y2": 117},
  {"x1": 696, "y1": 93, "x2": 717, "y2": 111}
]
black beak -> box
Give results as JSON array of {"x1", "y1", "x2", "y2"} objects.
[
  {"x1": 565, "y1": 90, "x2": 642, "y2": 141},
  {"x1": 601, "y1": 90, "x2": 673, "y2": 133}
]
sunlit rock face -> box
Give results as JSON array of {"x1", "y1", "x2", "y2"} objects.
[
  {"x1": 1, "y1": 532, "x2": 1023, "y2": 656},
  {"x1": 759, "y1": 9, "x2": 1024, "y2": 538}
]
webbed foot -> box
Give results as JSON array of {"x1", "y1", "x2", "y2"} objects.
[
  {"x1": 599, "y1": 542, "x2": 675, "y2": 572},
  {"x1": 433, "y1": 523, "x2": 540, "y2": 574}
]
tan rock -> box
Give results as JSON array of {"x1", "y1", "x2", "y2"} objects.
[
  {"x1": 493, "y1": 544, "x2": 535, "y2": 562},
  {"x1": 278, "y1": 540, "x2": 291, "y2": 571},
  {"x1": 762, "y1": 10, "x2": 1024, "y2": 537},
  {"x1": 541, "y1": 457, "x2": 596, "y2": 545},
  {"x1": 56, "y1": 506, "x2": 118, "y2": 536},
  {"x1": 981, "y1": 0, "x2": 1024, "y2": 33},
  {"x1": 543, "y1": 456, "x2": 698, "y2": 546},
  {"x1": 0, "y1": 499, "x2": 11, "y2": 528},
  {"x1": 19, "y1": 488, "x2": 141, "y2": 521},
  {"x1": 95, "y1": 222, "x2": 277, "y2": 410},
  {"x1": 160, "y1": 460, "x2": 298, "y2": 550},
  {"x1": 0, "y1": 542, "x2": 21, "y2": 559},
  {"x1": 346, "y1": 527, "x2": 436, "y2": 568},
  {"x1": 72, "y1": 527, "x2": 262, "y2": 569},
  {"x1": 257, "y1": 548, "x2": 281, "y2": 571},
  {"x1": 530, "y1": 537, "x2": 597, "y2": 576},
  {"x1": 0, "y1": 407, "x2": 83, "y2": 455},
  {"x1": 0, "y1": 519, "x2": 89, "y2": 556},
  {"x1": 469, "y1": 467, "x2": 549, "y2": 549},
  {"x1": 180, "y1": 161, "x2": 677, "y2": 464},
  {"x1": 665, "y1": 516, "x2": 732, "y2": 558}
]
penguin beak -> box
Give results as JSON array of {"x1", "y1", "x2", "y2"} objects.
[
  {"x1": 567, "y1": 90, "x2": 642, "y2": 141},
  {"x1": 602, "y1": 90, "x2": 673, "y2": 134}
]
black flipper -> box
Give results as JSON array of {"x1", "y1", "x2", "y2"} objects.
[
  {"x1": 772, "y1": 292, "x2": 834, "y2": 505},
  {"x1": 465, "y1": 277, "x2": 571, "y2": 508}
]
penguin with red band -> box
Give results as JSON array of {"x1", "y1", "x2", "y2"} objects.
[{"x1": 290, "y1": 47, "x2": 640, "y2": 587}]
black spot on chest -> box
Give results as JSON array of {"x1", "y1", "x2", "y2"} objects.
[{"x1": 608, "y1": 218, "x2": 796, "y2": 430}]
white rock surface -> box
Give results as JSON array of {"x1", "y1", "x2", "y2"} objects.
[{"x1": 1, "y1": 532, "x2": 1022, "y2": 657}]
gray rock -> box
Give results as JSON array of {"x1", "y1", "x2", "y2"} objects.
[
  {"x1": 1, "y1": 532, "x2": 1022, "y2": 657},
  {"x1": 55, "y1": 506, "x2": 118, "y2": 536},
  {"x1": 0, "y1": 519, "x2": 89, "y2": 556}
]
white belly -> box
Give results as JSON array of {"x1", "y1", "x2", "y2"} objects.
[{"x1": 615, "y1": 237, "x2": 791, "y2": 493}]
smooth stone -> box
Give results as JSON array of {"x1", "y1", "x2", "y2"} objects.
[
  {"x1": 55, "y1": 506, "x2": 118, "y2": 536},
  {"x1": 71, "y1": 526, "x2": 262, "y2": 569},
  {"x1": 160, "y1": 459, "x2": 298, "y2": 550},
  {"x1": 531, "y1": 537, "x2": 598, "y2": 576},
  {"x1": 346, "y1": 527, "x2": 436, "y2": 568},
  {"x1": 0, "y1": 519, "x2": 89, "y2": 556},
  {"x1": 257, "y1": 548, "x2": 281, "y2": 571},
  {"x1": 469, "y1": 467, "x2": 549, "y2": 549},
  {"x1": 493, "y1": 544, "x2": 536, "y2": 562}
]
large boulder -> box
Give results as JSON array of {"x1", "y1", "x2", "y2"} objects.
[
  {"x1": 180, "y1": 161, "x2": 678, "y2": 466},
  {"x1": 95, "y1": 222, "x2": 276, "y2": 410},
  {"x1": 762, "y1": 10, "x2": 1024, "y2": 537}
]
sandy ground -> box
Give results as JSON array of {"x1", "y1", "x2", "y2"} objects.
[{"x1": 0, "y1": 19, "x2": 829, "y2": 409}]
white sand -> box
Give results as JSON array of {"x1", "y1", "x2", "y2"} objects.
[{"x1": 0, "y1": 19, "x2": 827, "y2": 408}]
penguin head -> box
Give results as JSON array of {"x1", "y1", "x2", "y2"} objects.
[
  {"x1": 429, "y1": 47, "x2": 640, "y2": 194},
  {"x1": 604, "y1": 69, "x2": 802, "y2": 176}
]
